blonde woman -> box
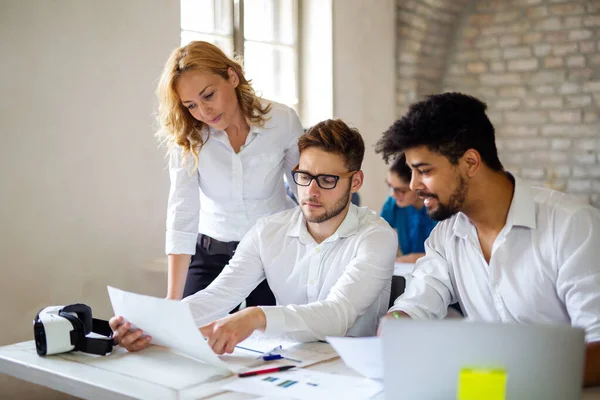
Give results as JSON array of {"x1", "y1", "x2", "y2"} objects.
[{"x1": 157, "y1": 41, "x2": 302, "y2": 305}]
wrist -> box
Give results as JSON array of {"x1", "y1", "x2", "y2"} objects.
[
  {"x1": 165, "y1": 290, "x2": 182, "y2": 300},
  {"x1": 250, "y1": 307, "x2": 267, "y2": 331},
  {"x1": 387, "y1": 310, "x2": 410, "y2": 319}
]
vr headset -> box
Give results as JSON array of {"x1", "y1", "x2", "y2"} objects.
[{"x1": 33, "y1": 303, "x2": 115, "y2": 356}]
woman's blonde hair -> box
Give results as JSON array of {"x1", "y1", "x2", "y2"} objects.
[{"x1": 156, "y1": 41, "x2": 271, "y2": 168}]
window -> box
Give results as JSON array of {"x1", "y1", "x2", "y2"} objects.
[{"x1": 181, "y1": 0, "x2": 299, "y2": 111}]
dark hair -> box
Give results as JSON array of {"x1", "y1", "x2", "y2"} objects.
[
  {"x1": 299, "y1": 119, "x2": 365, "y2": 171},
  {"x1": 390, "y1": 154, "x2": 412, "y2": 183},
  {"x1": 375, "y1": 92, "x2": 504, "y2": 171}
]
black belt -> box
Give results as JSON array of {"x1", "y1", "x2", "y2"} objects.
[{"x1": 198, "y1": 234, "x2": 239, "y2": 256}]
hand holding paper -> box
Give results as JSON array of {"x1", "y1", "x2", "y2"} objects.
[{"x1": 107, "y1": 286, "x2": 230, "y2": 371}]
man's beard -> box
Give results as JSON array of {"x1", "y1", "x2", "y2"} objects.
[
  {"x1": 418, "y1": 174, "x2": 467, "y2": 221},
  {"x1": 301, "y1": 184, "x2": 351, "y2": 223}
]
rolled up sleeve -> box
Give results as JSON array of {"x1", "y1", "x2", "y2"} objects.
[
  {"x1": 165, "y1": 146, "x2": 200, "y2": 255},
  {"x1": 282, "y1": 107, "x2": 302, "y2": 198},
  {"x1": 389, "y1": 224, "x2": 455, "y2": 320},
  {"x1": 556, "y1": 207, "x2": 600, "y2": 343}
]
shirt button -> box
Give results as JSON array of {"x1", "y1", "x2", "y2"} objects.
[
  {"x1": 315, "y1": 247, "x2": 320, "y2": 253},
  {"x1": 309, "y1": 280, "x2": 315, "y2": 285}
]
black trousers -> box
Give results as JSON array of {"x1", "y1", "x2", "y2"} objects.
[{"x1": 182, "y1": 234, "x2": 276, "y2": 310}]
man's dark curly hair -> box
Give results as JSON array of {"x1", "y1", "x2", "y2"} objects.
[{"x1": 375, "y1": 92, "x2": 504, "y2": 172}]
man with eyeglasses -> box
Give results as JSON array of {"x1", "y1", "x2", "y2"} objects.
[{"x1": 111, "y1": 119, "x2": 396, "y2": 354}]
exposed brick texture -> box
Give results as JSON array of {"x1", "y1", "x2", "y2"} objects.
[{"x1": 397, "y1": 0, "x2": 600, "y2": 207}]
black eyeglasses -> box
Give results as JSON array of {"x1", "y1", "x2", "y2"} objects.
[
  {"x1": 291, "y1": 167, "x2": 357, "y2": 190},
  {"x1": 386, "y1": 182, "x2": 409, "y2": 196}
]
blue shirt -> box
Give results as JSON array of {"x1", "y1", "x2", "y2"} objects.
[{"x1": 380, "y1": 196, "x2": 437, "y2": 255}]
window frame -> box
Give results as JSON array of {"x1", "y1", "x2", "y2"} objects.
[{"x1": 181, "y1": 0, "x2": 301, "y2": 114}]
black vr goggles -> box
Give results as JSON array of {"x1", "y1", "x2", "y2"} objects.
[{"x1": 33, "y1": 303, "x2": 114, "y2": 356}]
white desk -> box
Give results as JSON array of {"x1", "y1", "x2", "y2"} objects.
[{"x1": 2, "y1": 341, "x2": 600, "y2": 399}]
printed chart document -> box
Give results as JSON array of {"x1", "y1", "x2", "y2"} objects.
[
  {"x1": 223, "y1": 368, "x2": 383, "y2": 400},
  {"x1": 326, "y1": 336, "x2": 383, "y2": 380},
  {"x1": 108, "y1": 286, "x2": 231, "y2": 371}
]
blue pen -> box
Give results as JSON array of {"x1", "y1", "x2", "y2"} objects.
[
  {"x1": 262, "y1": 354, "x2": 283, "y2": 361},
  {"x1": 235, "y1": 344, "x2": 302, "y2": 363}
]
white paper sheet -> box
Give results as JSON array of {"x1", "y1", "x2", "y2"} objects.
[
  {"x1": 107, "y1": 286, "x2": 231, "y2": 371},
  {"x1": 394, "y1": 262, "x2": 415, "y2": 276},
  {"x1": 235, "y1": 334, "x2": 339, "y2": 368},
  {"x1": 326, "y1": 336, "x2": 383, "y2": 380},
  {"x1": 223, "y1": 368, "x2": 383, "y2": 400}
]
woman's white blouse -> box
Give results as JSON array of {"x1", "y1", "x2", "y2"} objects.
[{"x1": 165, "y1": 101, "x2": 303, "y2": 254}]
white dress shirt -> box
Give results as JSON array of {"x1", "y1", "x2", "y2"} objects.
[
  {"x1": 182, "y1": 204, "x2": 397, "y2": 340},
  {"x1": 165, "y1": 101, "x2": 303, "y2": 255},
  {"x1": 390, "y1": 175, "x2": 600, "y2": 342}
]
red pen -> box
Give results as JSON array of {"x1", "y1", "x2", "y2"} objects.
[{"x1": 238, "y1": 365, "x2": 296, "y2": 378}]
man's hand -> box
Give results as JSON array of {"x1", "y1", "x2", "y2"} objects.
[
  {"x1": 377, "y1": 311, "x2": 411, "y2": 336},
  {"x1": 200, "y1": 307, "x2": 267, "y2": 355},
  {"x1": 109, "y1": 316, "x2": 152, "y2": 352}
]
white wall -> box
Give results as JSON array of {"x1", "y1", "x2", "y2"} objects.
[
  {"x1": 0, "y1": 0, "x2": 396, "y2": 396},
  {"x1": 332, "y1": 0, "x2": 396, "y2": 211},
  {"x1": 0, "y1": 1, "x2": 179, "y2": 397}
]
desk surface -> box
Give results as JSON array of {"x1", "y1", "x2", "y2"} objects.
[{"x1": 2, "y1": 341, "x2": 600, "y2": 400}]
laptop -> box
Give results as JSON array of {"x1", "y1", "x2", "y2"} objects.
[{"x1": 382, "y1": 319, "x2": 585, "y2": 400}]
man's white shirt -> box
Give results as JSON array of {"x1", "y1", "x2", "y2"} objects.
[
  {"x1": 182, "y1": 204, "x2": 397, "y2": 340},
  {"x1": 390, "y1": 175, "x2": 600, "y2": 342},
  {"x1": 165, "y1": 100, "x2": 303, "y2": 254}
]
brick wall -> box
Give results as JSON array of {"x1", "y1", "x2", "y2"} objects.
[
  {"x1": 397, "y1": 0, "x2": 600, "y2": 207},
  {"x1": 397, "y1": 0, "x2": 470, "y2": 111}
]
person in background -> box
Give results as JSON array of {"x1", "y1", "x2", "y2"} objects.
[
  {"x1": 381, "y1": 154, "x2": 437, "y2": 263},
  {"x1": 376, "y1": 92, "x2": 600, "y2": 387},
  {"x1": 110, "y1": 119, "x2": 396, "y2": 354},
  {"x1": 157, "y1": 41, "x2": 303, "y2": 304}
]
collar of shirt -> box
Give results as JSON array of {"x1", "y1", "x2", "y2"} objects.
[
  {"x1": 452, "y1": 173, "x2": 537, "y2": 240},
  {"x1": 286, "y1": 204, "x2": 360, "y2": 245},
  {"x1": 204, "y1": 123, "x2": 265, "y2": 150}
]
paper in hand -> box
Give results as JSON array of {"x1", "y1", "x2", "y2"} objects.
[{"x1": 107, "y1": 286, "x2": 230, "y2": 371}]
